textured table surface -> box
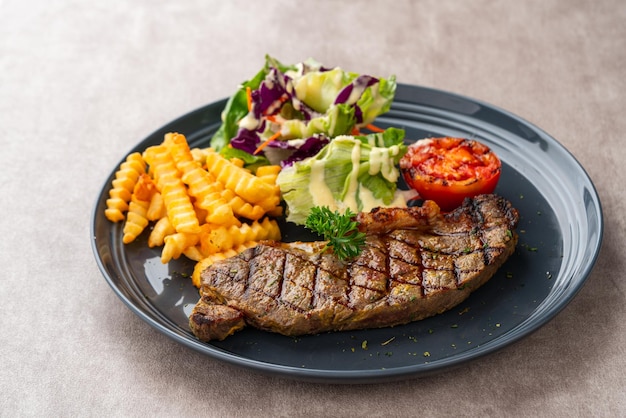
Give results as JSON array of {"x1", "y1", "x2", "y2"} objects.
[{"x1": 1, "y1": 0, "x2": 624, "y2": 416}]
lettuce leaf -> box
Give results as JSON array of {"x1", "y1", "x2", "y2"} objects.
[
  {"x1": 280, "y1": 103, "x2": 356, "y2": 140},
  {"x1": 276, "y1": 128, "x2": 407, "y2": 224},
  {"x1": 357, "y1": 75, "x2": 396, "y2": 126},
  {"x1": 292, "y1": 67, "x2": 355, "y2": 113},
  {"x1": 210, "y1": 55, "x2": 296, "y2": 151},
  {"x1": 210, "y1": 55, "x2": 397, "y2": 167}
]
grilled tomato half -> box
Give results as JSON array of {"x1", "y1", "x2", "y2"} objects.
[{"x1": 399, "y1": 137, "x2": 502, "y2": 211}]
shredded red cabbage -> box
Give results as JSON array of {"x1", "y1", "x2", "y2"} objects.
[
  {"x1": 229, "y1": 61, "x2": 383, "y2": 163},
  {"x1": 269, "y1": 134, "x2": 330, "y2": 167},
  {"x1": 334, "y1": 75, "x2": 378, "y2": 105}
]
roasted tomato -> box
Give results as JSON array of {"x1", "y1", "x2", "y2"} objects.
[{"x1": 399, "y1": 137, "x2": 501, "y2": 211}]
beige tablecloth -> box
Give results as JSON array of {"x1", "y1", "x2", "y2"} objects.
[{"x1": 2, "y1": 0, "x2": 624, "y2": 416}]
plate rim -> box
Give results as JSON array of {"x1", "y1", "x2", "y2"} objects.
[{"x1": 91, "y1": 83, "x2": 604, "y2": 383}]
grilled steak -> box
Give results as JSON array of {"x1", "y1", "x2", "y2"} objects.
[{"x1": 189, "y1": 194, "x2": 519, "y2": 342}]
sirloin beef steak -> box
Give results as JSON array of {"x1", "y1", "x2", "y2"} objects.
[{"x1": 189, "y1": 194, "x2": 519, "y2": 342}]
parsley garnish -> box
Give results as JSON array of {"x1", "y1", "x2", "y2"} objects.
[{"x1": 305, "y1": 206, "x2": 366, "y2": 260}]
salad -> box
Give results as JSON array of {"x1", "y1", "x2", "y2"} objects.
[{"x1": 211, "y1": 55, "x2": 408, "y2": 224}]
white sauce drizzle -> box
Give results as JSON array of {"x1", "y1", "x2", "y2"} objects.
[
  {"x1": 342, "y1": 140, "x2": 362, "y2": 211},
  {"x1": 368, "y1": 145, "x2": 400, "y2": 183},
  {"x1": 309, "y1": 160, "x2": 337, "y2": 209},
  {"x1": 307, "y1": 137, "x2": 406, "y2": 215},
  {"x1": 358, "y1": 186, "x2": 380, "y2": 211},
  {"x1": 238, "y1": 112, "x2": 259, "y2": 130}
]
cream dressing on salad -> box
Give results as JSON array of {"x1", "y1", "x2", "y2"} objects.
[
  {"x1": 342, "y1": 141, "x2": 362, "y2": 210},
  {"x1": 238, "y1": 113, "x2": 259, "y2": 131},
  {"x1": 309, "y1": 160, "x2": 337, "y2": 209},
  {"x1": 369, "y1": 144, "x2": 401, "y2": 183},
  {"x1": 307, "y1": 138, "x2": 404, "y2": 214}
]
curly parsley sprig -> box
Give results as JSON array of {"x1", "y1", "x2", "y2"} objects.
[{"x1": 304, "y1": 206, "x2": 366, "y2": 260}]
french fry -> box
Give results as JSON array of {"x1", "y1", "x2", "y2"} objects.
[
  {"x1": 229, "y1": 157, "x2": 245, "y2": 168},
  {"x1": 190, "y1": 147, "x2": 212, "y2": 165},
  {"x1": 143, "y1": 144, "x2": 201, "y2": 234},
  {"x1": 166, "y1": 132, "x2": 194, "y2": 165},
  {"x1": 146, "y1": 192, "x2": 166, "y2": 221},
  {"x1": 221, "y1": 188, "x2": 266, "y2": 221},
  {"x1": 200, "y1": 217, "x2": 281, "y2": 256},
  {"x1": 256, "y1": 165, "x2": 281, "y2": 184},
  {"x1": 106, "y1": 132, "x2": 285, "y2": 287},
  {"x1": 122, "y1": 196, "x2": 150, "y2": 244},
  {"x1": 161, "y1": 181, "x2": 201, "y2": 234},
  {"x1": 133, "y1": 173, "x2": 157, "y2": 202},
  {"x1": 122, "y1": 174, "x2": 156, "y2": 243},
  {"x1": 142, "y1": 144, "x2": 179, "y2": 189},
  {"x1": 204, "y1": 150, "x2": 281, "y2": 211},
  {"x1": 148, "y1": 216, "x2": 175, "y2": 248},
  {"x1": 266, "y1": 205, "x2": 284, "y2": 218},
  {"x1": 166, "y1": 133, "x2": 242, "y2": 227},
  {"x1": 105, "y1": 152, "x2": 146, "y2": 222},
  {"x1": 161, "y1": 231, "x2": 200, "y2": 264},
  {"x1": 178, "y1": 160, "x2": 240, "y2": 226},
  {"x1": 182, "y1": 245, "x2": 205, "y2": 262}
]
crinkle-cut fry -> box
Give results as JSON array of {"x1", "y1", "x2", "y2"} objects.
[
  {"x1": 161, "y1": 181, "x2": 201, "y2": 234},
  {"x1": 193, "y1": 202, "x2": 208, "y2": 225},
  {"x1": 146, "y1": 192, "x2": 166, "y2": 221},
  {"x1": 143, "y1": 144, "x2": 201, "y2": 234},
  {"x1": 161, "y1": 231, "x2": 200, "y2": 264},
  {"x1": 177, "y1": 159, "x2": 240, "y2": 227},
  {"x1": 255, "y1": 165, "x2": 281, "y2": 184},
  {"x1": 122, "y1": 195, "x2": 150, "y2": 244},
  {"x1": 204, "y1": 150, "x2": 280, "y2": 211},
  {"x1": 166, "y1": 132, "x2": 194, "y2": 164},
  {"x1": 220, "y1": 188, "x2": 266, "y2": 221},
  {"x1": 148, "y1": 216, "x2": 175, "y2": 248},
  {"x1": 142, "y1": 145, "x2": 179, "y2": 189},
  {"x1": 133, "y1": 173, "x2": 157, "y2": 202},
  {"x1": 105, "y1": 152, "x2": 146, "y2": 222},
  {"x1": 191, "y1": 257, "x2": 214, "y2": 288},
  {"x1": 229, "y1": 157, "x2": 245, "y2": 168},
  {"x1": 179, "y1": 161, "x2": 223, "y2": 196},
  {"x1": 191, "y1": 242, "x2": 259, "y2": 288},
  {"x1": 161, "y1": 132, "x2": 180, "y2": 149},
  {"x1": 165, "y1": 133, "x2": 241, "y2": 227},
  {"x1": 202, "y1": 194, "x2": 241, "y2": 226},
  {"x1": 200, "y1": 217, "x2": 281, "y2": 256},
  {"x1": 266, "y1": 205, "x2": 284, "y2": 218},
  {"x1": 190, "y1": 147, "x2": 213, "y2": 165},
  {"x1": 253, "y1": 217, "x2": 282, "y2": 241},
  {"x1": 106, "y1": 133, "x2": 286, "y2": 285},
  {"x1": 182, "y1": 245, "x2": 205, "y2": 262}
]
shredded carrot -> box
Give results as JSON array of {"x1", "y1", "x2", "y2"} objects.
[
  {"x1": 351, "y1": 127, "x2": 361, "y2": 136},
  {"x1": 365, "y1": 123, "x2": 385, "y2": 133},
  {"x1": 253, "y1": 131, "x2": 282, "y2": 155},
  {"x1": 246, "y1": 86, "x2": 252, "y2": 112}
]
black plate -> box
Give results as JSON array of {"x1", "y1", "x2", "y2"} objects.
[{"x1": 91, "y1": 84, "x2": 603, "y2": 383}]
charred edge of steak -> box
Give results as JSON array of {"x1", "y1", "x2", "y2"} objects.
[
  {"x1": 189, "y1": 194, "x2": 519, "y2": 342},
  {"x1": 188, "y1": 287, "x2": 246, "y2": 342}
]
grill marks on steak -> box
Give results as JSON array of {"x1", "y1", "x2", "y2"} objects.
[{"x1": 189, "y1": 194, "x2": 519, "y2": 342}]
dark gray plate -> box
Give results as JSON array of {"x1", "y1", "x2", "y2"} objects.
[{"x1": 91, "y1": 84, "x2": 603, "y2": 383}]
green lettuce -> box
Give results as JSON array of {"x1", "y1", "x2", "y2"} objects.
[
  {"x1": 358, "y1": 75, "x2": 396, "y2": 125},
  {"x1": 209, "y1": 55, "x2": 397, "y2": 166},
  {"x1": 210, "y1": 56, "x2": 297, "y2": 151},
  {"x1": 280, "y1": 103, "x2": 356, "y2": 139},
  {"x1": 276, "y1": 128, "x2": 408, "y2": 225}
]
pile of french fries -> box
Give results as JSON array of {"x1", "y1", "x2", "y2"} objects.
[{"x1": 104, "y1": 132, "x2": 282, "y2": 287}]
